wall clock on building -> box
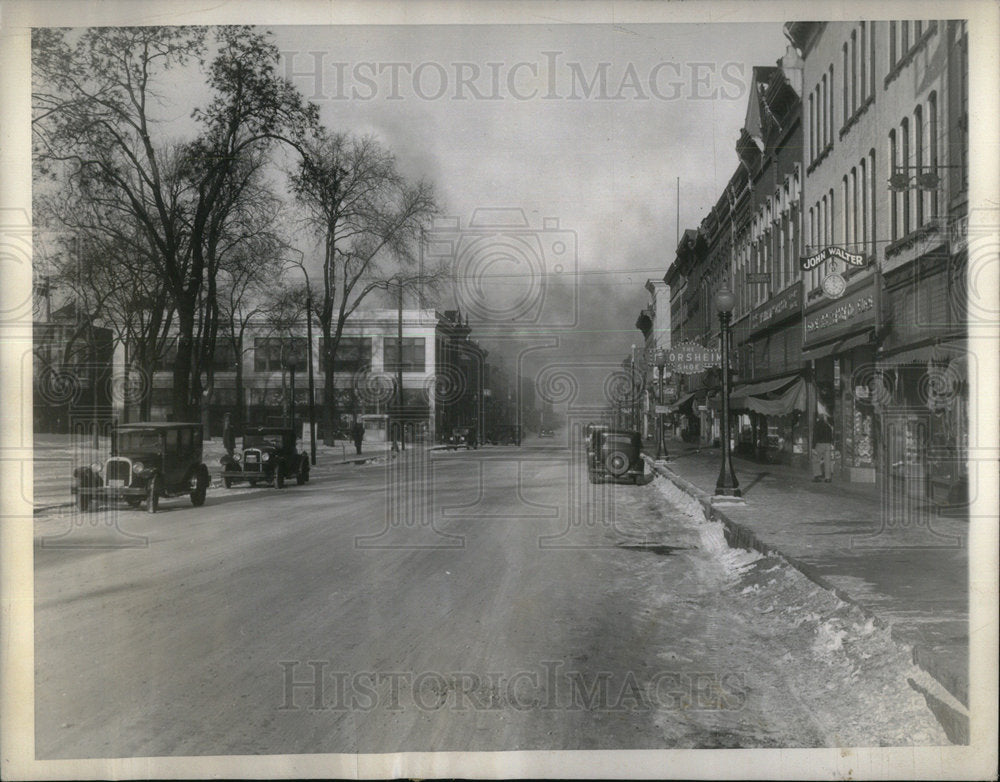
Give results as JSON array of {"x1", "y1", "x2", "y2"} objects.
[{"x1": 821, "y1": 272, "x2": 847, "y2": 299}]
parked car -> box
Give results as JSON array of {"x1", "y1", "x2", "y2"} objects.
[
  {"x1": 588, "y1": 429, "x2": 645, "y2": 484},
  {"x1": 72, "y1": 422, "x2": 210, "y2": 513},
  {"x1": 486, "y1": 424, "x2": 522, "y2": 446},
  {"x1": 538, "y1": 428, "x2": 555, "y2": 438},
  {"x1": 221, "y1": 426, "x2": 310, "y2": 488},
  {"x1": 446, "y1": 426, "x2": 478, "y2": 450}
]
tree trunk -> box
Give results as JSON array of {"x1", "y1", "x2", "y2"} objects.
[{"x1": 172, "y1": 299, "x2": 196, "y2": 422}]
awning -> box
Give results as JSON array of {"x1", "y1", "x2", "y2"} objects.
[
  {"x1": 801, "y1": 331, "x2": 874, "y2": 362},
  {"x1": 731, "y1": 374, "x2": 800, "y2": 401},
  {"x1": 667, "y1": 391, "x2": 698, "y2": 413},
  {"x1": 742, "y1": 377, "x2": 807, "y2": 416}
]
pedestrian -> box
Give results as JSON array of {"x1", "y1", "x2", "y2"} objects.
[
  {"x1": 222, "y1": 412, "x2": 235, "y2": 457},
  {"x1": 352, "y1": 420, "x2": 365, "y2": 455},
  {"x1": 812, "y1": 414, "x2": 834, "y2": 482}
]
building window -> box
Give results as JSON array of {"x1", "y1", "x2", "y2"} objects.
[
  {"x1": 851, "y1": 30, "x2": 858, "y2": 113},
  {"x1": 827, "y1": 64, "x2": 835, "y2": 145},
  {"x1": 889, "y1": 129, "x2": 898, "y2": 240},
  {"x1": 901, "y1": 117, "x2": 911, "y2": 236},
  {"x1": 869, "y1": 149, "x2": 877, "y2": 256},
  {"x1": 253, "y1": 337, "x2": 307, "y2": 373},
  {"x1": 808, "y1": 93, "x2": 816, "y2": 161},
  {"x1": 320, "y1": 337, "x2": 371, "y2": 374},
  {"x1": 850, "y1": 168, "x2": 859, "y2": 249},
  {"x1": 860, "y1": 157, "x2": 868, "y2": 254},
  {"x1": 820, "y1": 74, "x2": 827, "y2": 148},
  {"x1": 928, "y1": 90, "x2": 939, "y2": 218},
  {"x1": 384, "y1": 337, "x2": 426, "y2": 372},
  {"x1": 914, "y1": 104, "x2": 924, "y2": 227},
  {"x1": 889, "y1": 21, "x2": 897, "y2": 68},
  {"x1": 842, "y1": 43, "x2": 850, "y2": 122},
  {"x1": 901, "y1": 20, "x2": 910, "y2": 53},
  {"x1": 870, "y1": 20, "x2": 877, "y2": 96},
  {"x1": 859, "y1": 23, "x2": 867, "y2": 102}
]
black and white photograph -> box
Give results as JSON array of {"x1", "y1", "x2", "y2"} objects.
[{"x1": 1, "y1": 0, "x2": 997, "y2": 779}]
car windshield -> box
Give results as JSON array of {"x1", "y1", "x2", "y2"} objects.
[
  {"x1": 244, "y1": 433, "x2": 285, "y2": 449},
  {"x1": 117, "y1": 430, "x2": 161, "y2": 453}
]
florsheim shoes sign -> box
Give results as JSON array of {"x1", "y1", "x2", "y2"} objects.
[{"x1": 666, "y1": 341, "x2": 722, "y2": 374}]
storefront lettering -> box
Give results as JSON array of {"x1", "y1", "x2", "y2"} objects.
[
  {"x1": 800, "y1": 245, "x2": 867, "y2": 271},
  {"x1": 749, "y1": 282, "x2": 802, "y2": 333},
  {"x1": 805, "y1": 294, "x2": 875, "y2": 334}
]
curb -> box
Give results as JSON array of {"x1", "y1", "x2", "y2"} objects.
[{"x1": 644, "y1": 455, "x2": 970, "y2": 745}]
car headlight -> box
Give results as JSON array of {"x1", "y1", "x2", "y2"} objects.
[
  {"x1": 132, "y1": 461, "x2": 144, "y2": 473},
  {"x1": 235, "y1": 452, "x2": 241, "y2": 462},
  {"x1": 262, "y1": 452, "x2": 270, "y2": 462},
  {"x1": 91, "y1": 462, "x2": 102, "y2": 473}
]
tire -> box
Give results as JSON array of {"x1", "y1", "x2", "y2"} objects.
[
  {"x1": 249, "y1": 480, "x2": 258, "y2": 487},
  {"x1": 126, "y1": 498, "x2": 143, "y2": 508},
  {"x1": 146, "y1": 475, "x2": 161, "y2": 514},
  {"x1": 190, "y1": 465, "x2": 209, "y2": 507},
  {"x1": 604, "y1": 450, "x2": 630, "y2": 479},
  {"x1": 275, "y1": 464, "x2": 285, "y2": 489},
  {"x1": 587, "y1": 470, "x2": 598, "y2": 485},
  {"x1": 296, "y1": 459, "x2": 307, "y2": 486},
  {"x1": 78, "y1": 492, "x2": 90, "y2": 512},
  {"x1": 223, "y1": 476, "x2": 233, "y2": 489}
]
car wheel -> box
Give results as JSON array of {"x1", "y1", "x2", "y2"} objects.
[
  {"x1": 126, "y1": 498, "x2": 143, "y2": 508},
  {"x1": 190, "y1": 465, "x2": 209, "y2": 507},
  {"x1": 296, "y1": 460, "x2": 306, "y2": 486},
  {"x1": 248, "y1": 479, "x2": 258, "y2": 487},
  {"x1": 276, "y1": 464, "x2": 285, "y2": 489},
  {"x1": 78, "y1": 492, "x2": 90, "y2": 512},
  {"x1": 587, "y1": 470, "x2": 598, "y2": 484},
  {"x1": 146, "y1": 474, "x2": 161, "y2": 514},
  {"x1": 223, "y1": 476, "x2": 233, "y2": 489},
  {"x1": 604, "y1": 450, "x2": 631, "y2": 479}
]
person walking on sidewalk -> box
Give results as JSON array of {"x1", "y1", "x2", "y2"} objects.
[
  {"x1": 812, "y1": 414, "x2": 834, "y2": 482},
  {"x1": 351, "y1": 420, "x2": 365, "y2": 455}
]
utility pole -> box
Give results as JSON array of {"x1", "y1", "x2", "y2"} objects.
[
  {"x1": 306, "y1": 291, "x2": 316, "y2": 465},
  {"x1": 396, "y1": 281, "x2": 405, "y2": 451}
]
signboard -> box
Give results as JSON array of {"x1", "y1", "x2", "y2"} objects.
[
  {"x1": 748, "y1": 280, "x2": 802, "y2": 334},
  {"x1": 803, "y1": 280, "x2": 877, "y2": 348},
  {"x1": 666, "y1": 341, "x2": 722, "y2": 374},
  {"x1": 655, "y1": 405, "x2": 673, "y2": 414},
  {"x1": 746, "y1": 272, "x2": 772, "y2": 284},
  {"x1": 800, "y1": 246, "x2": 867, "y2": 271}
]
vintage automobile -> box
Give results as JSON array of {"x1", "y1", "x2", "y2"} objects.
[
  {"x1": 445, "y1": 426, "x2": 478, "y2": 450},
  {"x1": 588, "y1": 429, "x2": 645, "y2": 484},
  {"x1": 220, "y1": 426, "x2": 310, "y2": 488},
  {"x1": 72, "y1": 422, "x2": 211, "y2": 513},
  {"x1": 538, "y1": 428, "x2": 556, "y2": 438}
]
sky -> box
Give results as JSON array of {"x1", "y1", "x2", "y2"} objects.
[{"x1": 269, "y1": 23, "x2": 790, "y2": 404}]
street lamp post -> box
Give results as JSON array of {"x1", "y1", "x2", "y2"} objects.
[
  {"x1": 630, "y1": 344, "x2": 637, "y2": 431},
  {"x1": 655, "y1": 348, "x2": 668, "y2": 460},
  {"x1": 714, "y1": 283, "x2": 741, "y2": 497}
]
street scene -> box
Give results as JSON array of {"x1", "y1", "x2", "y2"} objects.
[{"x1": 4, "y1": 4, "x2": 997, "y2": 778}]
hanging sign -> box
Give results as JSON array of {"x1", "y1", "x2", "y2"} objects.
[
  {"x1": 800, "y1": 246, "x2": 867, "y2": 271},
  {"x1": 666, "y1": 341, "x2": 722, "y2": 374}
]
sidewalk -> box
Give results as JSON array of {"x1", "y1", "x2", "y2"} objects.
[{"x1": 645, "y1": 437, "x2": 969, "y2": 743}]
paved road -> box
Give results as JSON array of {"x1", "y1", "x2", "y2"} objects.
[{"x1": 34, "y1": 442, "x2": 947, "y2": 757}]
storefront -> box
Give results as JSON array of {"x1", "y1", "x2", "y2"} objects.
[
  {"x1": 875, "y1": 248, "x2": 968, "y2": 507},
  {"x1": 801, "y1": 277, "x2": 880, "y2": 483},
  {"x1": 731, "y1": 281, "x2": 808, "y2": 466}
]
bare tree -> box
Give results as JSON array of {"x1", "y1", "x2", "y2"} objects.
[
  {"x1": 288, "y1": 130, "x2": 441, "y2": 443},
  {"x1": 33, "y1": 26, "x2": 318, "y2": 420}
]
